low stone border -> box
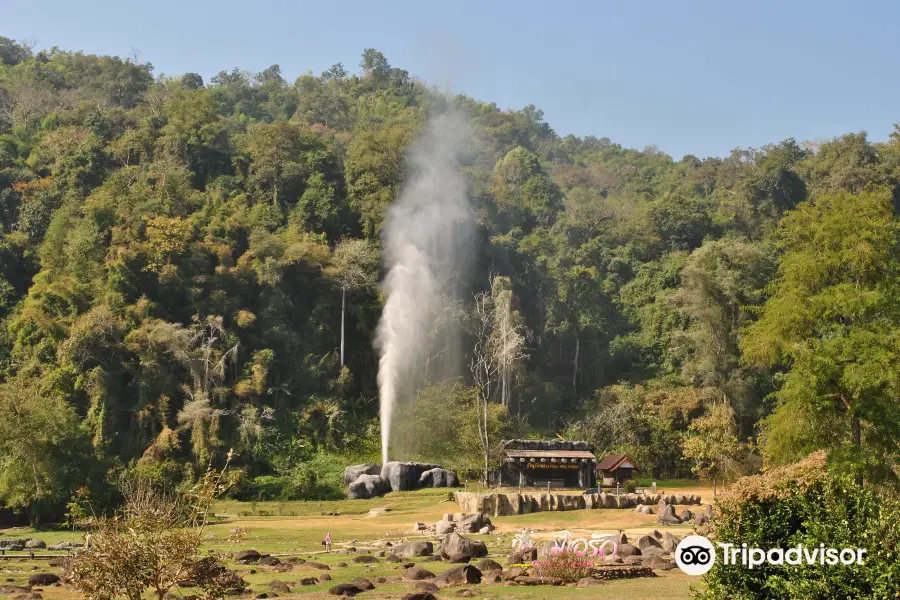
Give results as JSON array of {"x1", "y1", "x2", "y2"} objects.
[{"x1": 454, "y1": 491, "x2": 702, "y2": 516}]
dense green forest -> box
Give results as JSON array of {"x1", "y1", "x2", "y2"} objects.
[{"x1": 1, "y1": 36, "x2": 899, "y2": 523}]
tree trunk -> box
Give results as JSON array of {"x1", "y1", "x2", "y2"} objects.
[
  {"x1": 340, "y1": 286, "x2": 346, "y2": 366},
  {"x1": 572, "y1": 329, "x2": 579, "y2": 393},
  {"x1": 483, "y1": 395, "x2": 490, "y2": 485},
  {"x1": 852, "y1": 414, "x2": 863, "y2": 486}
]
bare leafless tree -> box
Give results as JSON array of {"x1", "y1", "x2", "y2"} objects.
[
  {"x1": 327, "y1": 239, "x2": 379, "y2": 366},
  {"x1": 488, "y1": 276, "x2": 530, "y2": 408},
  {"x1": 470, "y1": 291, "x2": 499, "y2": 484}
]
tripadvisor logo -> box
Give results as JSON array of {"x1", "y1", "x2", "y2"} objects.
[
  {"x1": 675, "y1": 535, "x2": 867, "y2": 576},
  {"x1": 676, "y1": 535, "x2": 716, "y2": 575}
]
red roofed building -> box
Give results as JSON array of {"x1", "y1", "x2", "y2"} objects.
[{"x1": 596, "y1": 454, "x2": 640, "y2": 486}]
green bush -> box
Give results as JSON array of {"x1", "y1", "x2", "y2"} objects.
[
  {"x1": 698, "y1": 452, "x2": 900, "y2": 599},
  {"x1": 622, "y1": 479, "x2": 638, "y2": 493},
  {"x1": 283, "y1": 453, "x2": 345, "y2": 500}
]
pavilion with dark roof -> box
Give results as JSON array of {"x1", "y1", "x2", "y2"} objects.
[
  {"x1": 596, "y1": 453, "x2": 640, "y2": 486},
  {"x1": 493, "y1": 439, "x2": 597, "y2": 489}
]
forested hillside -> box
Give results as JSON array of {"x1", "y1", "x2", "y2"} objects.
[{"x1": 1, "y1": 37, "x2": 898, "y2": 523}]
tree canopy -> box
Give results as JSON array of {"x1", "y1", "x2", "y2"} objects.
[{"x1": 1, "y1": 36, "x2": 899, "y2": 521}]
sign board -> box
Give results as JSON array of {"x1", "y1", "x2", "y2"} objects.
[{"x1": 525, "y1": 463, "x2": 581, "y2": 470}]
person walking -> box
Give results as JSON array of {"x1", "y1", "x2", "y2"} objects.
[{"x1": 323, "y1": 532, "x2": 332, "y2": 553}]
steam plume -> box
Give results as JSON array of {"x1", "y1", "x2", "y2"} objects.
[{"x1": 376, "y1": 110, "x2": 473, "y2": 465}]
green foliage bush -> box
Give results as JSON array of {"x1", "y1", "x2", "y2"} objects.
[{"x1": 698, "y1": 452, "x2": 900, "y2": 599}]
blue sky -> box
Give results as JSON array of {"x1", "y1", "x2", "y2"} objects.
[{"x1": 5, "y1": 0, "x2": 900, "y2": 159}]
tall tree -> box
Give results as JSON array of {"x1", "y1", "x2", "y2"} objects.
[
  {"x1": 742, "y1": 191, "x2": 900, "y2": 484},
  {"x1": 327, "y1": 238, "x2": 379, "y2": 366}
]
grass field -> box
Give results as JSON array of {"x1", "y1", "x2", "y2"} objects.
[{"x1": 0, "y1": 483, "x2": 711, "y2": 599}]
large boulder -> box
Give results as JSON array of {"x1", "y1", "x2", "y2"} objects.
[
  {"x1": 476, "y1": 558, "x2": 502, "y2": 572},
  {"x1": 435, "y1": 565, "x2": 482, "y2": 586},
  {"x1": 643, "y1": 554, "x2": 676, "y2": 570},
  {"x1": 235, "y1": 550, "x2": 261, "y2": 564},
  {"x1": 657, "y1": 501, "x2": 682, "y2": 525},
  {"x1": 403, "y1": 566, "x2": 436, "y2": 580},
  {"x1": 348, "y1": 474, "x2": 389, "y2": 499},
  {"x1": 392, "y1": 541, "x2": 434, "y2": 558},
  {"x1": 636, "y1": 535, "x2": 661, "y2": 550},
  {"x1": 328, "y1": 583, "x2": 362, "y2": 596},
  {"x1": 28, "y1": 574, "x2": 60, "y2": 586},
  {"x1": 456, "y1": 514, "x2": 490, "y2": 534},
  {"x1": 381, "y1": 462, "x2": 442, "y2": 491},
  {"x1": 24, "y1": 539, "x2": 46, "y2": 549},
  {"x1": 343, "y1": 464, "x2": 380, "y2": 486},
  {"x1": 616, "y1": 543, "x2": 642, "y2": 557},
  {"x1": 440, "y1": 532, "x2": 487, "y2": 559},
  {"x1": 435, "y1": 520, "x2": 456, "y2": 535},
  {"x1": 418, "y1": 468, "x2": 460, "y2": 488},
  {"x1": 350, "y1": 577, "x2": 375, "y2": 591},
  {"x1": 0, "y1": 540, "x2": 24, "y2": 551}
]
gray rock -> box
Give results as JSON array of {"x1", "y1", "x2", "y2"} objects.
[
  {"x1": 0, "y1": 540, "x2": 24, "y2": 551},
  {"x1": 616, "y1": 543, "x2": 642, "y2": 557},
  {"x1": 403, "y1": 565, "x2": 436, "y2": 580},
  {"x1": 392, "y1": 541, "x2": 433, "y2": 558},
  {"x1": 350, "y1": 577, "x2": 374, "y2": 590},
  {"x1": 417, "y1": 468, "x2": 460, "y2": 488},
  {"x1": 352, "y1": 555, "x2": 379, "y2": 563},
  {"x1": 343, "y1": 463, "x2": 380, "y2": 486},
  {"x1": 657, "y1": 501, "x2": 682, "y2": 525},
  {"x1": 435, "y1": 520, "x2": 456, "y2": 535},
  {"x1": 381, "y1": 461, "x2": 442, "y2": 491},
  {"x1": 402, "y1": 593, "x2": 438, "y2": 600},
  {"x1": 27, "y1": 574, "x2": 59, "y2": 587},
  {"x1": 455, "y1": 513, "x2": 491, "y2": 534},
  {"x1": 327, "y1": 583, "x2": 361, "y2": 596},
  {"x1": 643, "y1": 554, "x2": 676, "y2": 570},
  {"x1": 435, "y1": 564, "x2": 482, "y2": 586},
  {"x1": 695, "y1": 514, "x2": 710, "y2": 526},
  {"x1": 348, "y1": 474, "x2": 389, "y2": 499},
  {"x1": 476, "y1": 558, "x2": 502, "y2": 572},
  {"x1": 679, "y1": 509, "x2": 694, "y2": 522},
  {"x1": 268, "y1": 580, "x2": 290, "y2": 594},
  {"x1": 636, "y1": 535, "x2": 661, "y2": 550},
  {"x1": 577, "y1": 577, "x2": 605, "y2": 587},
  {"x1": 235, "y1": 550, "x2": 261, "y2": 564},
  {"x1": 448, "y1": 553, "x2": 470, "y2": 563},
  {"x1": 440, "y1": 532, "x2": 487, "y2": 559},
  {"x1": 24, "y1": 539, "x2": 46, "y2": 549}
]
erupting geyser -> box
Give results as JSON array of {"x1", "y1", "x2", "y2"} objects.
[{"x1": 375, "y1": 110, "x2": 473, "y2": 464}]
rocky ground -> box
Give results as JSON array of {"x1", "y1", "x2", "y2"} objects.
[{"x1": 0, "y1": 485, "x2": 710, "y2": 599}]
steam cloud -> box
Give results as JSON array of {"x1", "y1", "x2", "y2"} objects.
[{"x1": 376, "y1": 111, "x2": 473, "y2": 465}]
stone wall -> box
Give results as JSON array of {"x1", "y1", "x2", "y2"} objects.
[{"x1": 453, "y1": 491, "x2": 701, "y2": 517}]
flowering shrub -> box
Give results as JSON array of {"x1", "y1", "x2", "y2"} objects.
[{"x1": 532, "y1": 549, "x2": 595, "y2": 583}]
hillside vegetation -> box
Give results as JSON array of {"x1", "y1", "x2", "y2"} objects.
[{"x1": 1, "y1": 37, "x2": 899, "y2": 523}]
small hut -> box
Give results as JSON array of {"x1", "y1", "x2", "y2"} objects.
[
  {"x1": 493, "y1": 439, "x2": 597, "y2": 489},
  {"x1": 596, "y1": 453, "x2": 640, "y2": 486}
]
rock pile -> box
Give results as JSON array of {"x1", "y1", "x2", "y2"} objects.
[{"x1": 345, "y1": 462, "x2": 460, "y2": 499}]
